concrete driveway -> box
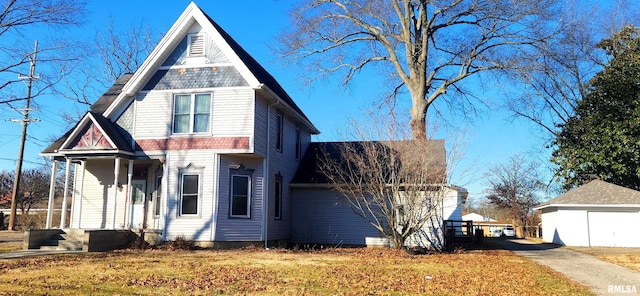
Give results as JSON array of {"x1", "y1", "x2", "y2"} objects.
[{"x1": 489, "y1": 238, "x2": 640, "y2": 296}]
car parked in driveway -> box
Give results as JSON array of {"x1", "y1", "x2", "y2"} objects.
[
  {"x1": 502, "y1": 226, "x2": 516, "y2": 237},
  {"x1": 491, "y1": 229, "x2": 502, "y2": 237}
]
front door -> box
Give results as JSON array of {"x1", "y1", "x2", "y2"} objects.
[{"x1": 131, "y1": 179, "x2": 146, "y2": 228}]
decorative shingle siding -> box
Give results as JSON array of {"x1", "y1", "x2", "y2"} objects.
[
  {"x1": 142, "y1": 67, "x2": 247, "y2": 91},
  {"x1": 114, "y1": 101, "x2": 134, "y2": 146},
  {"x1": 161, "y1": 35, "x2": 231, "y2": 67},
  {"x1": 136, "y1": 137, "x2": 250, "y2": 151}
]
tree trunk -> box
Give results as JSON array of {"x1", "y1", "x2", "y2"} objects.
[{"x1": 409, "y1": 95, "x2": 428, "y2": 140}]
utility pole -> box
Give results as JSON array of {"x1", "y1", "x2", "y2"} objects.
[{"x1": 8, "y1": 41, "x2": 39, "y2": 230}]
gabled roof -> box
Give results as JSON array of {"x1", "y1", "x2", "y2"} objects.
[
  {"x1": 291, "y1": 140, "x2": 446, "y2": 185},
  {"x1": 90, "y1": 74, "x2": 133, "y2": 114},
  {"x1": 42, "y1": 112, "x2": 133, "y2": 157},
  {"x1": 535, "y1": 179, "x2": 640, "y2": 209},
  {"x1": 103, "y1": 2, "x2": 318, "y2": 134},
  {"x1": 42, "y1": 75, "x2": 133, "y2": 155}
]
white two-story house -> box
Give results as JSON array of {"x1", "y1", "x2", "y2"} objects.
[{"x1": 40, "y1": 2, "x2": 466, "y2": 249}]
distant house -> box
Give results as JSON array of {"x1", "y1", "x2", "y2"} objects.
[
  {"x1": 38, "y1": 2, "x2": 467, "y2": 250},
  {"x1": 462, "y1": 213, "x2": 496, "y2": 222},
  {"x1": 535, "y1": 180, "x2": 640, "y2": 247}
]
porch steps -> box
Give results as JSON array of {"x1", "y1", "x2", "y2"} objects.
[{"x1": 39, "y1": 229, "x2": 85, "y2": 251}]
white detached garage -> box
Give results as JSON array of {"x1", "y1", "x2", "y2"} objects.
[{"x1": 535, "y1": 180, "x2": 640, "y2": 248}]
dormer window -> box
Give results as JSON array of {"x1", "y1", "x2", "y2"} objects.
[{"x1": 188, "y1": 34, "x2": 205, "y2": 57}]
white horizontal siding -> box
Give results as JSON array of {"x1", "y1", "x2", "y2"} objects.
[
  {"x1": 211, "y1": 88, "x2": 254, "y2": 136},
  {"x1": 163, "y1": 150, "x2": 217, "y2": 241},
  {"x1": 215, "y1": 156, "x2": 264, "y2": 241},
  {"x1": 291, "y1": 188, "x2": 380, "y2": 246},
  {"x1": 133, "y1": 88, "x2": 255, "y2": 139},
  {"x1": 266, "y1": 106, "x2": 314, "y2": 240},
  {"x1": 71, "y1": 159, "x2": 128, "y2": 229},
  {"x1": 134, "y1": 92, "x2": 172, "y2": 139},
  {"x1": 254, "y1": 96, "x2": 268, "y2": 157}
]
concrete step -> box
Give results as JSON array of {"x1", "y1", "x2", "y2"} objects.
[{"x1": 38, "y1": 229, "x2": 85, "y2": 251}]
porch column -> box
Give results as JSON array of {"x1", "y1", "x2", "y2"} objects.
[
  {"x1": 112, "y1": 157, "x2": 121, "y2": 229},
  {"x1": 45, "y1": 160, "x2": 58, "y2": 229},
  {"x1": 124, "y1": 160, "x2": 133, "y2": 228},
  {"x1": 77, "y1": 160, "x2": 85, "y2": 229},
  {"x1": 59, "y1": 158, "x2": 71, "y2": 229}
]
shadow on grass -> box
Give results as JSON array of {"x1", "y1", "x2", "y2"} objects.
[{"x1": 453, "y1": 237, "x2": 562, "y2": 252}]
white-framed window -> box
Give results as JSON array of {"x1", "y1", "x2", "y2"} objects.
[
  {"x1": 173, "y1": 93, "x2": 211, "y2": 134},
  {"x1": 179, "y1": 171, "x2": 201, "y2": 216},
  {"x1": 274, "y1": 173, "x2": 283, "y2": 220},
  {"x1": 188, "y1": 34, "x2": 205, "y2": 57},
  {"x1": 229, "y1": 165, "x2": 254, "y2": 218},
  {"x1": 275, "y1": 113, "x2": 283, "y2": 152}
]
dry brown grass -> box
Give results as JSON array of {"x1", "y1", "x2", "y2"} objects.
[
  {"x1": 566, "y1": 246, "x2": 640, "y2": 272},
  {"x1": 594, "y1": 254, "x2": 640, "y2": 272},
  {"x1": 0, "y1": 247, "x2": 593, "y2": 295}
]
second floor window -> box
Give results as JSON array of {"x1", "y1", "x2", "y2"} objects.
[{"x1": 173, "y1": 93, "x2": 211, "y2": 134}]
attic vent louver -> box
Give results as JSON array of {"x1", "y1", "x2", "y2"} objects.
[{"x1": 188, "y1": 34, "x2": 204, "y2": 56}]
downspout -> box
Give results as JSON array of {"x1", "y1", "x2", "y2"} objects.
[{"x1": 264, "y1": 95, "x2": 281, "y2": 249}]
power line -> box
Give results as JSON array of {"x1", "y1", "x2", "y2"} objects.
[{"x1": 8, "y1": 40, "x2": 39, "y2": 230}]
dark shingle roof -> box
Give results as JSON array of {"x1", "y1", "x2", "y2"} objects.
[
  {"x1": 202, "y1": 11, "x2": 314, "y2": 126},
  {"x1": 89, "y1": 74, "x2": 134, "y2": 114},
  {"x1": 539, "y1": 179, "x2": 640, "y2": 206},
  {"x1": 42, "y1": 75, "x2": 133, "y2": 154},
  {"x1": 292, "y1": 140, "x2": 446, "y2": 184}
]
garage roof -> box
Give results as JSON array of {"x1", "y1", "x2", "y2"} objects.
[{"x1": 535, "y1": 179, "x2": 640, "y2": 209}]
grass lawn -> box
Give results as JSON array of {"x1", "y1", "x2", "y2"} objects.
[
  {"x1": 0, "y1": 247, "x2": 593, "y2": 295},
  {"x1": 566, "y1": 246, "x2": 640, "y2": 272}
]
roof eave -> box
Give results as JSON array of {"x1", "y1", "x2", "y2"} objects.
[
  {"x1": 258, "y1": 84, "x2": 320, "y2": 135},
  {"x1": 535, "y1": 203, "x2": 640, "y2": 210}
]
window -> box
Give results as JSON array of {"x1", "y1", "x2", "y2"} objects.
[
  {"x1": 173, "y1": 93, "x2": 211, "y2": 134},
  {"x1": 230, "y1": 175, "x2": 251, "y2": 218},
  {"x1": 274, "y1": 173, "x2": 282, "y2": 220},
  {"x1": 188, "y1": 34, "x2": 205, "y2": 57},
  {"x1": 295, "y1": 127, "x2": 301, "y2": 160},
  {"x1": 275, "y1": 113, "x2": 283, "y2": 152},
  {"x1": 180, "y1": 174, "x2": 199, "y2": 215}
]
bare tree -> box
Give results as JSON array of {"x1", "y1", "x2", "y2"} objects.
[
  {"x1": 0, "y1": 170, "x2": 12, "y2": 206},
  {"x1": 277, "y1": 0, "x2": 559, "y2": 139},
  {"x1": 51, "y1": 19, "x2": 157, "y2": 124},
  {"x1": 484, "y1": 154, "x2": 543, "y2": 237},
  {"x1": 0, "y1": 167, "x2": 51, "y2": 214},
  {"x1": 506, "y1": 1, "x2": 640, "y2": 136},
  {"x1": 0, "y1": 0, "x2": 86, "y2": 105},
  {"x1": 316, "y1": 111, "x2": 459, "y2": 250},
  {"x1": 16, "y1": 167, "x2": 51, "y2": 214}
]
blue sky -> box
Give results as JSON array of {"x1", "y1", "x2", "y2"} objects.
[{"x1": 0, "y1": 0, "x2": 574, "y2": 203}]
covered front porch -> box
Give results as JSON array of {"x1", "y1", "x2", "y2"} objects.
[{"x1": 43, "y1": 156, "x2": 166, "y2": 231}]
